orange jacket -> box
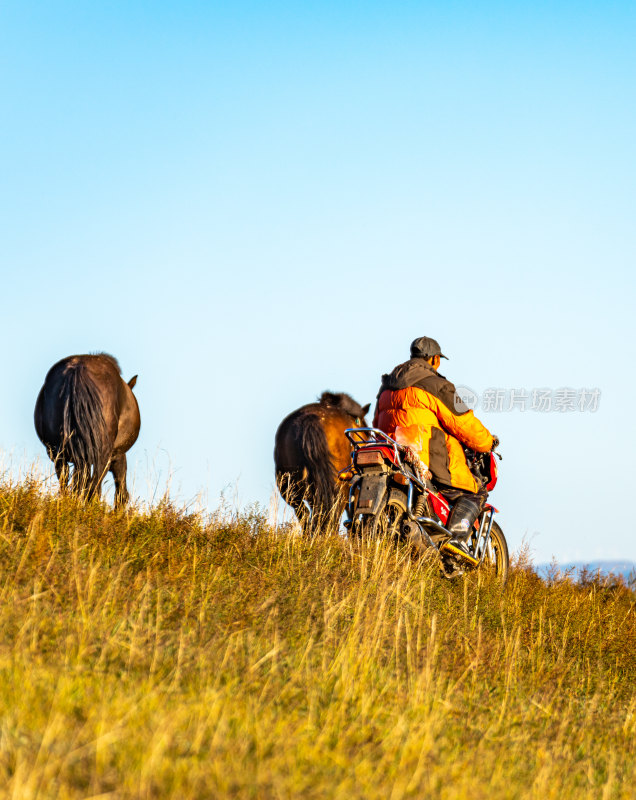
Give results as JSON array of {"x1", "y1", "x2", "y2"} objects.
[{"x1": 373, "y1": 359, "x2": 494, "y2": 493}]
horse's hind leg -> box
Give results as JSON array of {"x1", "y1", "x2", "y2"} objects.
[
  {"x1": 71, "y1": 464, "x2": 91, "y2": 498},
  {"x1": 307, "y1": 483, "x2": 346, "y2": 535},
  {"x1": 307, "y1": 495, "x2": 332, "y2": 535},
  {"x1": 86, "y1": 457, "x2": 110, "y2": 502},
  {"x1": 54, "y1": 456, "x2": 69, "y2": 494},
  {"x1": 276, "y1": 471, "x2": 310, "y2": 532},
  {"x1": 110, "y1": 454, "x2": 129, "y2": 508}
]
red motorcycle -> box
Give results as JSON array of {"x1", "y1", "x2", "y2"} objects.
[{"x1": 342, "y1": 428, "x2": 509, "y2": 581}]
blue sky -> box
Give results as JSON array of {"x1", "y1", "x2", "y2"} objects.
[{"x1": 1, "y1": 2, "x2": 635, "y2": 563}]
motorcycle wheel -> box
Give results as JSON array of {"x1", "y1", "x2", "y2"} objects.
[
  {"x1": 350, "y1": 492, "x2": 406, "y2": 540},
  {"x1": 478, "y1": 521, "x2": 509, "y2": 584},
  {"x1": 371, "y1": 495, "x2": 407, "y2": 539}
]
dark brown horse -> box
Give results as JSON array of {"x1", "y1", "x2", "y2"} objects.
[
  {"x1": 274, "y1": 392, "x2": 370, "y2": 531},
  {"x1": 34, "y1": 353, "x2": 140, "y2": 506}
]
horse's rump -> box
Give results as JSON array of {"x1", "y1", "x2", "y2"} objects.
[
  {"x1": 275, "y1": 408, "x2": 337, "y2": 514},
  {"x1": 297, "y1": 412, "x2": 337, "y2": 512},
  {"x1": 35, "y1": 353, "x2": 139, "y2": 506},
  {"x1": 60, "y1": 361, "x2": 110, "y2": 472},
  {"x1": 274, "y1": 392, "x2": 370, "y2": 530}
]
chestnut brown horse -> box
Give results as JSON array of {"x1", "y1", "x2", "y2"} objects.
[
  {"x1": 274, "y1": 392, "x2": 370, "y2": 532},
  {"x1": 34, "y1": 353, "x2": 140, "y2": 506}
]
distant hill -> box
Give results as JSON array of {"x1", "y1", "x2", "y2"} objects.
[{"x1": 536, "y1": 560, "x2": 636, "y2": 581}]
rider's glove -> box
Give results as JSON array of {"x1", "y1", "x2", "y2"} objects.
[{"x1": 491, "y1": 436, "x2": 500, "y2": 451}]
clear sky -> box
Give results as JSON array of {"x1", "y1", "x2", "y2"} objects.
[{"x1": 1, "y1": 1, "x2": 635, "y2": 564}]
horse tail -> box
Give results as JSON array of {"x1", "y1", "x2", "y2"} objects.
[
  {"x1": 61, "y1": 363, "x2": 108, "y2": 476},
  {"x1": 299, "y1": 414, "x2": 336, "y2": 517}
]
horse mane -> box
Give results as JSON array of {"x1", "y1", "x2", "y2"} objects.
[
  {"x1": 92, "y1": 352, "x2": 122, "y2": 374},
  {"x1": 318, "y1": 391, "x2": 366, "y2": 419}
]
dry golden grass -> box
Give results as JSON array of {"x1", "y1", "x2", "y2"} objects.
[{"x1": 0, "y1": 475, "x2": 634, "y2": 798}]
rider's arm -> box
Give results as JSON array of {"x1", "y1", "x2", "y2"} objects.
[{"x1": 429, "y1": 394, "x2": 494, "y2": 452}]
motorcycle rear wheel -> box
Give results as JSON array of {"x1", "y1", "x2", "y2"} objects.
[
  {"x1": 372, "y1": 495, "x2": 407, "y2": 539},
  {"x1": 350, "y1": 492, "x2": 406, "y2": 540},
  {"x1": 477, "y1": 521, "x2": 509, "y2": 584}
]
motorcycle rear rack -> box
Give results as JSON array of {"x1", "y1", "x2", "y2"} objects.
[
  {"x1": 344, "y1": 427, "x2": 403, "y2": 462},
  {"x1": 344, "y1": 428, "x2": 431, "y2": 491}
]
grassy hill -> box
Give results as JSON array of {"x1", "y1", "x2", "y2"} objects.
[{"x1": 0, "y1": 477, "x2": 634, "y2": 798}]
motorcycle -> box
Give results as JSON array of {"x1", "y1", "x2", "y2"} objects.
[{"x1": 341, "y1": 428, "x2": 509, "y2": 581}]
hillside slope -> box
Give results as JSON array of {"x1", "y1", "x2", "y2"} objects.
[{"x1": 0, "y1": 478, "x2": 634, "y2": 798}]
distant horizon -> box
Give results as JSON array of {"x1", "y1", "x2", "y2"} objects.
[{"x1": 535, "y1": 559, "x2": 636, "y2": 570}]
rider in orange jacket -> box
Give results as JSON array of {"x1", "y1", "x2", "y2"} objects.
[{"x1": 374, "y1": 336, "x2": 499, "y2": 564}]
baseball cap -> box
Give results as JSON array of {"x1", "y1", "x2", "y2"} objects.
[{"x1": 410, "y1": 336, "x2": 449, "y2": 360}]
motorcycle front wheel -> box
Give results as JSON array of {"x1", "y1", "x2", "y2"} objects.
[{"x1": 477, "y1": 521, "x2": 509, "y2": 584}]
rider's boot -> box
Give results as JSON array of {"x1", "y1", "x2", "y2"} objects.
[{"x1": 441, "y1": 496, "x2": 482, "y2": 566}]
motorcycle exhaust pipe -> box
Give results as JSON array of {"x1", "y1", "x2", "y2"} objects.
[
  {"x1": 414, "y1": 516, "x2": 452, "y2": 538},
  {"x1": 402, "y1": 519, "x2": 437, "y2": 552}
]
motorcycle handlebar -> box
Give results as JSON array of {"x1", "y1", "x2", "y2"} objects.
[{"x1": 464, "y1": 443, "x2": 503, "y2": 461}]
